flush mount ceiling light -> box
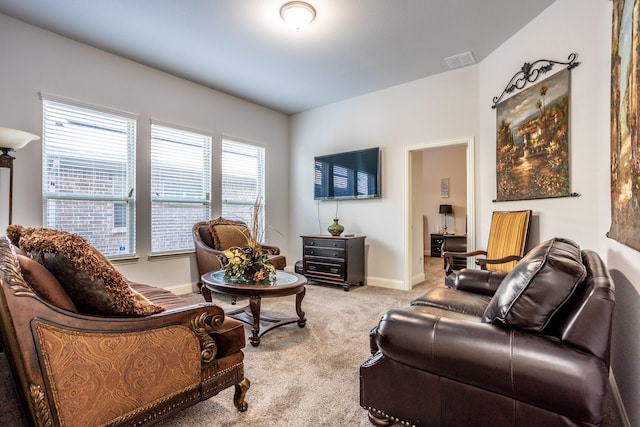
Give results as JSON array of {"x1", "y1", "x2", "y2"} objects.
[{"x1": 280, "y1": 1, "x2": 316, "y2": 32}]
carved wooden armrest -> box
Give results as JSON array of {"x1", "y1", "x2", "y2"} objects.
[
  {"x1": 442, "y1": 250, "x2": 487, "y2": 275},
  {"x1": 476, "y1": 255, "x2": 523, "y2": 269}
]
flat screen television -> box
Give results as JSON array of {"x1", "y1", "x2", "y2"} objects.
[{"x1": 314, "y1": 147, "x2": 381, "y2": 200}]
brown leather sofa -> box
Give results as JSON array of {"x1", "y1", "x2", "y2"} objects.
[
  {"x1": 361, "y1": 238, "x2": 615, "y2": 427},
  {"x1": 0, "y1": 232, "x2": 250, "y2": 427}
]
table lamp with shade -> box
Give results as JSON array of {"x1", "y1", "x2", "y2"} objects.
[
  {"x1": 0, "y1": 127, "x2": 40, "y2": 225},
  {"x1": 439, "y1": 204, "x2": 453, "y2": 235}
]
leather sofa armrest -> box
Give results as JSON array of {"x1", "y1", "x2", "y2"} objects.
[
  {"x1": 193, "y1": 238, "x2": 226, "y2": 279},
  {"x1": 445, "y1": 268, "x2": 506, "y2": 296},
  {"x1": 267, "y1": 254, "x2": 287, "y2": 270},
  {"x1": 194, "y1": 237, "x2": 225, "y2": 259},
  {"x1": 260, "y1": 244, "x2": 281, "y2": 256},
  {"x1": 375, "y1": 305, "x2": 608, "y2": 421}
]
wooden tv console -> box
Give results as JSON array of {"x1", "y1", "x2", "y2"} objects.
[{"x1": 300, "y1": 235, "x2": 365, "y2": 291}]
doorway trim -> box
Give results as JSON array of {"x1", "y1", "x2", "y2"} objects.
[{"x1": 404, "y1": 136, "x2": 475, "y2": 290}]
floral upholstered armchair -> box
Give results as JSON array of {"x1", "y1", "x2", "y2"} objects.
[{"x1": 192, "y1": 218, "x2": 287, "y2": 292}]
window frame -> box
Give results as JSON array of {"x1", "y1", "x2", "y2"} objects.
[
  {"x1": 221, "y1": 138, "x2": 266, "y2": 240},
  {"x1": 40, "y1": 93, "x2": 137, "y2": 259},
  {"x1": 150, "y1": 121, "x2": 212, "y2": 255}
]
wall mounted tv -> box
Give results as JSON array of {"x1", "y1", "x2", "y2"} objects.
[{"x1": 314, "y1": 147, "x2": 381, "y2": 200}]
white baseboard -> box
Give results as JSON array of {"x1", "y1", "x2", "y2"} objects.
[
  {"x1": 412, "y1": 272, "x2": 426, "y2": 287},
  {"x1": 365, "y1": 276, "x2": 405, "y2": 290},
  {"x1": 166, "y1": 282, "x2": 197, "y2": 296},
  {"x1": 609, "y1": 370, "x2": 631, "y2": 427}
]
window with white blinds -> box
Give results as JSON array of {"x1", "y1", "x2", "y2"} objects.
[
  {"x1": 42, "y1": 96, "x2": 137, "y2": 258},
  {"x1": 151, "y1": 123, "x2": 212, "y2": 253},
  {"x1": 221, "y1": 139, "x2": 265, "y2": 238}
]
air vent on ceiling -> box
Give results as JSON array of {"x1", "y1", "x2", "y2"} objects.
[{"x1": 444, "y1": 51, "x2": 476, "y2": 69}]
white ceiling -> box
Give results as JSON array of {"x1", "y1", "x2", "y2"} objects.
[{"x1": 0, "y1": 0, "x2": 556, "y2": 115}]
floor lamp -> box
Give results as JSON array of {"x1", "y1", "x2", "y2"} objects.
[
  {"x1": 0, "y1": 127, "x2": 40, "y2": 225},
  {"x1": 439, "y1": 204, "x2": 453, "y2": 235}
]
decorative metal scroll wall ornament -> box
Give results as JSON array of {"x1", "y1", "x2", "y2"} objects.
[{"x1": 492, "y1": 53, "x2": 580, "y2": 109}]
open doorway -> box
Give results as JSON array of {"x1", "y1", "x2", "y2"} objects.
[{"x1": 404, "y1": 137, "x2": 475, "y2": 290}]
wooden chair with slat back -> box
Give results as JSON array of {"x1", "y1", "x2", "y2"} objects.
[{"x1": 442, "y1": 210, "x2": 532, "y2": 277}]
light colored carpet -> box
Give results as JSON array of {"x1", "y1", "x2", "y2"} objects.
[
  {"x1": 0, "y1": 259, "x2": 622, "y2": 426},
  {"x1": 159, "y1": 273, "x2": 440, "y2": 427}
]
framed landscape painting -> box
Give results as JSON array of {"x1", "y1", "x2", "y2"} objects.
[
  {"x1": 608, "y1": 0, "x2": 640, "y2": 251},
  {"x1": 495, "y1": 68, "x2": 571, "y2": 201}
]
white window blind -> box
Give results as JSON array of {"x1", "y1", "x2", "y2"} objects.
[
  {"x1": 221, "y1": 139, "x2": 265, "y2": 237},
  {"x1": 42, "y1": 96, "x2": 136, "y2": 258},
  {"x1": 151, "y1": 123, "x2": 212, "y2": 253}
]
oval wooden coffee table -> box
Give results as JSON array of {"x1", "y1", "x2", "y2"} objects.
[{"x1": 201, "y1": 270, "x2": 307, "y2": 347}]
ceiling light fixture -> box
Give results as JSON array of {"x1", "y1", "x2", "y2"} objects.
[{"x1": 280, "y1": 1, "x2": 316, "y2": 32}]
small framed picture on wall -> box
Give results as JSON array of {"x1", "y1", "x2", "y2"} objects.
[{"x1": 440, "y1": 178, "x2": 449, "y2": 198}]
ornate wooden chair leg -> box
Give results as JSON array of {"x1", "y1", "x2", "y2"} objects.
[{"x1": 233, "y1": 378, "x2": 250, "y2": 412}]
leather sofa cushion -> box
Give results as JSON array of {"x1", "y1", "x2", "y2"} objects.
[
  {"x1": 445, "y1": 268, "x2": 507, "y2": 296},
  {"x1": 411, "y1": 287, "x2": 491, "y2": 318},
  {"x1": 482, "y1": 237, "x2": 586, "y2": 332},
  {"x1": 129, "y1": 282, "x2": 191, "y2": 311},
  {"x1": 209, "y1": 316, "x2": 247, "y2": 357},
  {"x1": 268, "y1": 254, "x2": 287, "y2": 270}
]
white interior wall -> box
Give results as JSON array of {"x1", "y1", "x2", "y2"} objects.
[
  {"x1": 478, "y1": 0, "x2": 611, "y2": 252},
  {"x1": 289, "y1": 65, "x2": 479, "y2": 289},
  {"x1": 0, "y1": 14, "x2": 290, "y2": 293}
]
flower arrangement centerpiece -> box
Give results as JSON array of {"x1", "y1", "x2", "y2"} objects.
[
  {"x1": 223, "y1": 245, "x2": 276, "y2": 283},
  {"x1": 222, "y1": 197, "x2": 276, "y2": 283}
]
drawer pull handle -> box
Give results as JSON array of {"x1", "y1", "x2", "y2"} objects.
[
  {"x1": 330, "y1": 268, "x2": 338, "y2": 273},
  {"x1": 309, "y1": 242, "x2": 314, "y2": 245},
  {"x1": 308, "y1": 266, "x2": 316, "y2": 271},
  {"x1": 309, "y1": 250, "x2": 314, "y2": 255}
]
